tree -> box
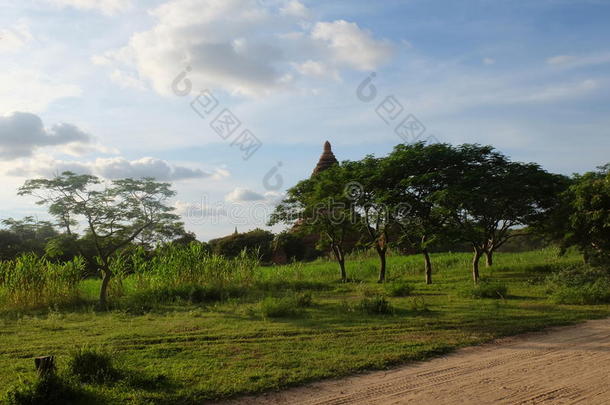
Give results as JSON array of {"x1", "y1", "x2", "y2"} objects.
[
  {"x1": 550, "y1": 164, "x2": 610, "y2": 265},
  {"x1": 0, "y1": 217, "x2": 59, "y2": 260},
  {"x1": 382, "y1": 142, "x2": 461, "y2": 284},
  {"x1": 18, "y1": 172, "x2": 183, "y2": 307},
  {"x1": 269, "y1": 165, "x2": 357, "y2": 282},
  {"x1": 343, "y1": 156, "x2": 396, "y2": 283},
  {"x1": 438, "y1": 145, "x2": 566, "y2": 282}
]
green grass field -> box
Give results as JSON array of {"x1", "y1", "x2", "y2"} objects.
[{"x1": 1, "y1": 249, "x2": 609, "y2": 404}]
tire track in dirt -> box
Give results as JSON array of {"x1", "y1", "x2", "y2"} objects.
[{"x1": 225, "y1": 318, "x2": 610, "y2": 405}]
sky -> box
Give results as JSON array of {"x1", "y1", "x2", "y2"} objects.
[{"x1": 1, "y1": 0, "x2": 609, "y2": 241}]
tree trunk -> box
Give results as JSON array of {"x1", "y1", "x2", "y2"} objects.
[
  {"x1": 376, "y1": 246, "x2": 387, "y2": 283},
  {"x1": 485, "y1": 250, "x2": 494, "y2": 267},
  {"x1": 423, "y1": 249, "x2": 433, "y2": 284},
  {"x1": 332, "y1": 245, "x2": 347, "y2": 282},
  {"x1": 472, "y1": 248, "x2": 482, "y2": 283},
  {"x1": 98, "y1": 269, "x2": 112, "y2": 308}
]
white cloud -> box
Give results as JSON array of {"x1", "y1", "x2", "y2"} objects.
[
  {"x1": 225, "y1": 187, "x2": 265, "y2": 202},
  {"x1": 96, "y1": 0, "x2": 392, "y2": 97},
  {"x1": 0, "y1": 21, "x2": 33, "y2": 53},
  {"x1": 173, "y1": 200, "x2": 227, "y2": 217},
  {"x1": 280, "y1": 0, "x2": 309, "y2": 18},
  {"x1": 483, "y1": 57, "x2": 495, "y2": 65},
  {"x1": 311, "y1": 20, "x2": 393, "y2": 71},
  {"x1": 43, "y1": 0, "x2": 132, "y2": 15},
  {"x1": 0, "y1": 70, "x2": 81, "y2": 113},
  {"x1": 6, "y1": 156, "x2": 228, "y2": 181},
  {"x1": 293, "y1": 60, "x2": 339, "y2": 79},
  {"x1": 0, "y1": 112, "x2": 93, "y2": 160}
]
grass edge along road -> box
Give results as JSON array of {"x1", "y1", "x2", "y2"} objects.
[{"x1": 1, "y1": 249, "x2": 609, "y2": 404}]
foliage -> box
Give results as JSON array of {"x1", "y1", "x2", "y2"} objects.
[
  {"x1": 67, "y1": 346, "x2": 118, "y2": 384},
  {"x1": 0, "y1": 217, "x2": 59, "y2": 261},
  {"x1": 18, "y1": 172, "x2": 183, "y2": 307},
  {"x1": 357, "y1": 295, "x2": 393, "y2": 314},
  {"x1": 546, "y1": 265, "x2": 610, "y2": 305},
  {"x1": 4, "y1": 373, "x2": 82, "y2": 405},
  {"x1": 0, "y1": 253, "x2": 84, "y2": 308},
  {"x1": 546, "y1": 165, "x2": 610, "y2": 266},
  {"x1": 385, "y1": 281, "x2": 414, "y2": 297},
  {"x1": 459, "y1": 280, "x2": 508, "y2": 299},
  {"x1": 209, "y1": 228, "x2": 274, "y2": 262}
]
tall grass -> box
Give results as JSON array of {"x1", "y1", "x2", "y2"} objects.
[{"x1": 0, "y1": 254, "x2": 84, "y2": 308}]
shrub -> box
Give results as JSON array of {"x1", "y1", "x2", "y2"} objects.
[
  {"x1": 4, "y1": 374, "x2": 81, "y2": 405},
  {"x1": 546, "y1": 265, "x2": 610, "y2": 305},
  {"x1": 259, "y1": 296, "x2": 304, "y2": 318},
  {"x1": 549, "y1": 280, "x2": 610, "y2": 305},
  {"x1": 357, "y1": 295, "x2": 393, "y2": 315},
  {"x1": 385, "y1": 281, "x2": 413, "y2": 297},
  {"x1": 67, "y1": 346, "x2": 118, "y2": 384},
  {"x1": 460, "y1": 281, "x2": 508, "y2": 299},
  {"x1": 294, "y1": 291, "x2": 313, "y2": 307}
]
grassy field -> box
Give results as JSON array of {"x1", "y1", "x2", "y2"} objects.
[{"x1": 1, "y1": 249, "x2": 609, "y2": 404}]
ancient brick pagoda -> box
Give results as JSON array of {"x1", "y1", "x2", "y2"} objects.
[{"x1": 312, "y1": 141, "x2": 339, "y2": 176}]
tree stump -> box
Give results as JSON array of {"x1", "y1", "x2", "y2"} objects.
[{"x1": 34, "y1": 356, "x2": 55, "y2": 376}]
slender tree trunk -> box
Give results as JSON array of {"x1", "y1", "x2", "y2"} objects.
[
  {"x1": 376, "y1": 245, "x2": 387, "y2": 283},
  {"x1": 472, "y1": 248, "x2": 482, "y2": 283},
  {"x1": 98, "y1": 269, "x2": 112, "y2": 308},
  {"x1": 485, "y1": 250, "x2": 494, "y2": 267},
  {"x1": 423, "y1": 249, "x2": 433, "y2": 284},
  {"x1": 332, "y1": 245, "x2": 347, "y2": 282}
]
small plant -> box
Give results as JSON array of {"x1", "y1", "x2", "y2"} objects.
[
  {"x1": 259, "y1": 297, "x2": 303, "y2": 318},
  {"x1": 67, "y1": 346, "x2": 118, "y2": 384},
  {"x1": 357, "y1": 295, "x2": 393, "y2": 315},
  {"x1": 545, "y1": 265, "x2": 610, "y2": 305},
  {"x1": 385, "y1": 281, "x2": 413, "y2": 297},
  {"x1": 460, "y1": 281, "x2": 508, "y2": 299},
  {"x1": 4, "y1": 374, "x2": 81, "y2": 405}
]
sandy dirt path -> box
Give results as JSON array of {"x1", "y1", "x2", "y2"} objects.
[{"x1": 225, "y1": 318, "x2": 610, "y2": 405}]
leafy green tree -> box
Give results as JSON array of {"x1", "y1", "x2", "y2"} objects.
[
  {"x1": 438, "y1": 145, "x2": 566, "y2": 282},
  {"x1": 382, "y1": 142, "x2": 462, "y2": 284},
  {"x1": 552, "y1": 164, "x2": 610, "y2": 265},
  {"x1": 209, "y1": 228, "x2": 275, "y2": 261},
  {"x1": 269, "y1": 165, "x2": 357, "y2": 282},
  {"x1": 18, "y1": 172, "x2": 182, "y2": 307},
  {"x1": 343, "y1": 156, "x2": 395, "y2": 283}
]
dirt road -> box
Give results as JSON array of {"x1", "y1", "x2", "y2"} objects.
[{"x1": 226, "y1": 318, "x2": 610, "y2": 404}]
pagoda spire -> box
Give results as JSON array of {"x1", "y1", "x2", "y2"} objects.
[{"x1": 312, "y1": 141, "x2": 339, "y2": 176}]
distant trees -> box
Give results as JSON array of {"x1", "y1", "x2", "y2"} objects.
[
  {"x1": 18, "y1": 172, "x2": 183, "y2": 307},
  {"x1": 0, "y1": 217, "x2": 59, "y2": 260},
  {"x1": 209, "y1": 229, "x2": 275, "y2": 262}
]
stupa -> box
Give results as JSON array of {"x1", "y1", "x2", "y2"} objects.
[{"x1": 312, "y1": 141, "x2": 339, "y2": 176}]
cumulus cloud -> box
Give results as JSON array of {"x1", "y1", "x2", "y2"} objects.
[
  {"x1": 311, "y1": 20, "x2": 392, "y2": 71},
  {"x1": 95, "y1": 0, "x2": 392, "y2": 96},
  {"x1": 0, "y1": 112, "x2": 93, "y2": 160},
  {"x1": 43, "y1": 0, "x2": 132, "y2": 15},
  {"x1": 173, "y1": 200, "x2": 227, "y2": 217},
  {"x1": 225, "y1": 187, "x2": 265, "y2": 202},
  {"x1": 7, "y1": 156, "x2": 227, "y2": 181},
  {"x1": 225, "y1": 187, "x2": 284, "y2": 203}
]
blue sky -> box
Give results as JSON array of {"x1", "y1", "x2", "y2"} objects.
[{"x1": 1, "y1": 0, "x2": 609, "y2": 240}]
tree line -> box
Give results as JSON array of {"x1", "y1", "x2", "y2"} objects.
[
  {"x1": 1, "y1": 142, "x2": 608, "y2": 307},
  {"x1": 270, "y1": 142, "x2": 609, "y2": 284}
]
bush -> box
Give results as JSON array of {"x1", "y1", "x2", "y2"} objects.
[
  {"x1": 259, "y1": 293, "x2": 310, "y2": 318},
  {"x1": 546, "y1": 266, "x2": 610, "y2": 304},
  {"x1": 4, "y1": 374, "x2": 81, "y2": 405},
  {"x1": 385, "y1": 282, "x2": 413, "y2": 297},
  {"x1": 67, "y1": 346, "x2": 118, "y2": 384},
  {"x1": 460, "y1": 281, "x2": 508, "y2": 299},
  {"x1": 357, "y1": 295, "x2": 393, "y2": 315}
]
